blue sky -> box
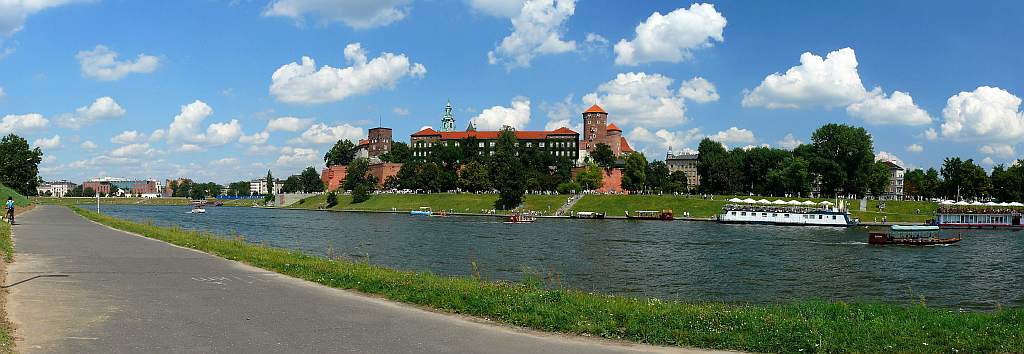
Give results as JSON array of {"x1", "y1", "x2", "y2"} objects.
[{"x1": 0, "y1": 0, "x2": 1021, "y2": 184}]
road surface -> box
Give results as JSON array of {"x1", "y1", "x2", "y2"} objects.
[{"x1": 6, "y1": 206, "x2": 724, "y2": 353}]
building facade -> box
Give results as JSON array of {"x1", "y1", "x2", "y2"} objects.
[
  {"x1": 83, "y1": 177, "x2": 159, "y2": 196},
  {"x1": 321, "y1": 162, "x2": 402, "y2": 191},
  {"x1": 37, "y1": 180, "x2": 77, "y2": 197},
  {"x1": 356, "y1": 127, "x2": 393, "y2": 160},
  {"x1": 882, "y1": 160, "x2": 905, "y2": 200},
  {"x1": 665, "y1": 151, "x2": 700, "y2": 190},
  {"x1": 578, "y1": 104, "x2": 634, "y2": 157},
  {"x1": 249, "y1": 178, "x2": 284, "y2": 196}
]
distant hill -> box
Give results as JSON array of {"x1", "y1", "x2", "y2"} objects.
[{"x1": 0, "y1": 183, "x2": 29, "y2": 207}]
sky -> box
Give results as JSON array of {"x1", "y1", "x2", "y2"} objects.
[{"x1": 0, "y1": 0, "x2": 1022, "y2": 184}]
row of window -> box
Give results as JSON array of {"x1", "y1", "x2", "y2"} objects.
[{"x1": 729, "y1": 211, "x2": 838, "y2": 220}]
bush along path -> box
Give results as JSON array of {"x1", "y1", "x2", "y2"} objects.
[{"x1": 70, "y1": 206, "x2": 1024, "y2": 353}]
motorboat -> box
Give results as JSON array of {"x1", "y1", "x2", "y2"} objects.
[
  {"x1": 190, "y1": 200, "x2": 207, "y2": 214},
  {"x1": 505, "y1": 211, "x2": 537, "y2": 224},
  {"x1": 572, "y1": 211, "x2": 605, "y2": 219},
  {"x1": 410, "y1": 207, "x2": 433, "y2": 216},
  {"x1": 625, "y1": 210, "x2": 673, "y2": 220},
  {"x1": 868, "y1": 225, "x2": 961, "y2": 245}
]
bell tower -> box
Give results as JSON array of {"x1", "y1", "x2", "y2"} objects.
[
  {"x1": 441, "y1": 100, "x2": 456, "y2": 132},
  {"x1": 582, "y1": 104, "x2": 608, "y2": 152}
]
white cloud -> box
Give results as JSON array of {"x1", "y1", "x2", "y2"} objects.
[
  {"x1": 541, "y1": 95, "x2": 582, "y2": 132},
  {"x1": 392, "y1": 107, "x2": 410, "y2": 116},
  {"x1": 276, "y1": 146, "x2": 320, "y2": 168},
  {"x1": 709, "y1": 127, "x2": 756, "y2": 145},
  {"x1": 76, "y1": 45, "x2": 160, "y2": 81},
  {"x1": 168, "y1": 100, "x2": 214, "y2": 142},
  {"x1": 263, "y1": 0, "x2": 412, "y2": 29},
  {"x1": 628, "y1": 127, "x2": 703, "y2": 152},
  {"x1": 742, "y1": 48, "x2": 869, "y2": 109},
  {"x1": 487, "y1": 0, "x2": 576, "y2": 69},
  {"x1": 0, "y1": 87, "x2": 5, "y2": 99},
  {"x1": 979, "y1": 144, "x2": 1015, "y2": 157},
  {"x1": 266, "y1": 116, "x2": 313, "y2": 132},
  {"x1": 111, "y1": 143, "x2": 156, "y2": 158},
  {"x1": 270, "y1": 43, "x2": 426, "y2": 104},
  {"x1": 239, "y1": 131, "x2": 270, "y2": 144},
  {"x1": 923, "y1": 128, "x2": 938, "y2": 141},
  {"x1": 875, "y1": 151, "x2": 904, "y2": 167},
  {"x1": 471, "y1": 97, "x2": 531, "y2": 130},
  {"x1": 0, "y1": 113, "x2": 49, "y2": 134},
  {"x1": 176, "y1": 144, "x2": 205, "y2": 153},
  {"x1": 906, "y1": 144, "x2": 924, "y2": 153},
  {"x1": 981, "y1": 157, "x2": 995, "y2": 166},
  {"x1": 0, "y1": 0, "x2": 78, "y2": 37},
  {"x1": 149, "y1": 129, "x2": 166, "y2": 142},
  {"x1": 468, "y1": 0, "x2": 524, "y2": 17},
  {"x1": 204, "y1": 119, "x2": 243, "y2": 145},
  {"x1": 583, "y1": 72, "x2": 698, "y2": 127},
  {"x1": 57, "y1": 96, "x2": 126, "y2": 129},
  {"x1": 678, "y1": 77, "x2": 719, "y2": 103},
  {"x1": 111, "y1": 130, "x2": 145, "y2": 144},
  {"x1": 846, "y1": 90, "x2": 932, "y2": 126},
  {"x1": 940, "y1": 86, "x2": 1024, "y2": 141},
  {"x1": 80, "y1": 140, "x2": 97, "y2": 150},
  {"x1": 613, "y1": 3, "x2": 726, "y2": 66},
  {"x1": 776, "y1": 133, "x2": 803, "y2": 150},
  {"x1": 582, "y1": 32, "x2": 609, "y2": 53},
  {"x1": 212, "y1": 157, "x2": 238, "y2": 166},
  {"x1": 33, "y1": 135, "x2": 61, "y2": 149},
  {"x1": 291, "y1": 123, "x2": 363, "y2": 145}
]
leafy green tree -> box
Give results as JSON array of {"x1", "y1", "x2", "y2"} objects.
[
  {"x1": 696, "y1": 139, "x2": 744, "y2": 194},
  {"x1": 227, "y1": 181, "x2": 249, "y2": 196},
  {"x1": 300, "y1": 167, "x2": 324, "y2": 193},
  {"x1": 379, "y1": 141, "x2": 411, "y2": 163},
  {"x1": 621, "y1": 152, "x2": 648, "y2": 193},
  {"x1": 646, "y1": 160, "x2": 670, "y2": 192},
  {"x1": 941, "y1": 157, "x2": 990, "y2": 199},
  {"x1": 809, "y1": 124, "x2": 875, "y2": 197},
  {"x1": 591, "y1": 143, "x2": 615, "y2": 168},
  {"x1": 991, "y1": 161, "x2": 1024, "y2": 202},
  {"x1": 0, "y1": 134, "x2": 44, "y2": 195},
  {"x1": 265, "y1": 170, "x2": 274, "y2": 195},
  {"x1": 741, "y1": 147, "x2": 792, "y2": 195},
  {"x1": 666, "y1": 170, "x2": 689, "y2": 194},
  {"x1": 83, "y1": 187, "x2": 95, "y2": 196},
  {"x1": 574, "y1": 163, "x2": 604, "y2": 191},
  {"x1": 325, "y1": 191, "x2": 338, "y2": 207},
  {"x1": 108, "y1": 184, "x2": 120, "y2": 197},
  {"x1": 556, "y1": 181, "x2": 580, "y2": 194},
  {"x1": 343, "y1": 158, "x2": 370, "y2": 191},
  {"x1": 324, "y1": 139, "x2": 358, "y2": 166},
  {"x1": 282, "y1": 175, "x2": 301, "y2": 193},
  {"x1": 457, "y1": 160, "x2": 493, "y2": 192},
  {"x1": 493, "y1": 129, "x2": 525, "y2": 209},
  {"x1": 867, "y1": 161, "x2": 892, "y2": 197},
  {"x1": 767, "y1": 157, "x2": 812, "y2": 197},
  {"x1": 352, "y1": 184, "x2": 371, "y2": 203}
]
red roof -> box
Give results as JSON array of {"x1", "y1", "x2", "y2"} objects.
[
  {"x1": 620, "y1": 137, "x2": 634, "y2": 153},
  {"x1": 411, "y1": 127, "x2": 578, "y2": 140},
  {"x1": 584, "y1": 104, "x2": 606, "y2": 114},
  {"x1": 606, "y1": 123, "x2": 622, "y2": 132},
  {"x1": 358, "y1": 139, "x2": 369, "y2": 146}
]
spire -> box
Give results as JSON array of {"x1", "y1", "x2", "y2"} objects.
[
  {"x1": 441, "y1": 99, "x2": 456, "y2": 132},
  {"x1": 466, "y1": 120, "x2": 476, "y2": 132}
]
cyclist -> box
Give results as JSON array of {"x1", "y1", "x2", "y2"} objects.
[{"x1": 4, "y1": 197, "x2": 13, "y2": 224}]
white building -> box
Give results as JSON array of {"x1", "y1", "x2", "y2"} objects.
[
  {"x1": 249, "y1": 178, "x2": 284, "y2": 196},
  {"x1": 881, "y1": 160, "x2": 905, "y2": 200},
  {"x1": 37, "y1": 180, "x2": 77, "y2": 197}
]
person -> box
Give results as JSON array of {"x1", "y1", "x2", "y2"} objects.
[{"x1": 5, "y1": 197, "x2": 13, "y2": 224}]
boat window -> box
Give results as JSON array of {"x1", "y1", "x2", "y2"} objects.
[
  {"x1": 772, "y1": 213, "x2": 777, "y2": 217},
  {"x1": 818, "y1": 215, "x2": 823, "y2": 219},
  {"x1": 741, "y1": 212, "x2": 746, "y2": 216},
  {"x1": 784, "y1": 214, "x2": 789, "y2": 217},
  {"x1": 730, "y1": 212, "x2": 736, "y2": 215},
  {"x1": 832, "y1": 215, "x2": 836, "y2": 220},
  {"x1": 762, "y1": 213, "x2": 767, "y2": 217}
]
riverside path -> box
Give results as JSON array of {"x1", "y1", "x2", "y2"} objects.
[{"x1": 6, "y1": 206, "x2": 721, "y2": 353}]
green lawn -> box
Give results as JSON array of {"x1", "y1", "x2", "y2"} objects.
[
  {"x1": 288, "y1": 193, "x2": 568, "y2": 215},
  {"x1": 217, "y1": 198, "x2": 262, "y2": 207},
  {"x1": 70, "y1": 206, "x2": 1024, "y2": 353},
  {"x1": 32, "y1": 197, "x2": 192, "y2": 206},
  {"x1": 851, "y1": 199, "x2": 938, "y2": 223},
  {"x1": 570, "y1": 195, "x2": 728, "y2": 218}
]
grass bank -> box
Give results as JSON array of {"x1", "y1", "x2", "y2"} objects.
[
  {"x1": 71, "y1": 206, "x2": 1024, "y2": 353},
  {"x1": 0, "y1": 184, "x2": 19, "y2": 353},
  {"x1": 32, "y1": 196, "x2": 192, "y2": 206},
  {"x1": 570, "y1": 195, "x2": 728, "y2": 218},
  {"x1": 0, "y1": 184, "x2": 27, "y2": 208},
  {"x1": 289, "y1": 193, "x2": 567, "y2": 215}
]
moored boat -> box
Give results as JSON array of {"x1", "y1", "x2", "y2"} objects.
[
  {"x1": 410, "y1": 207, "x2": 433, "y2": 216},
  {"x1": 717, "y1": 200, "x2": 857, "y2": 227},
  {"x1": 572, "y1": 211, "x2": 605, "y2": 219},
  {"x1": 625, "y1": 210, "x2": 673, "y2": 220},
  {"x1": 868, "y1": 225, "x2": 961, "y2": 245},
  {"x1": 505, "y1": 211, "x2": 537, "y2": 224},
  {"x1": 935, "y1": 203, "x2": 1023, "y2": 229}
]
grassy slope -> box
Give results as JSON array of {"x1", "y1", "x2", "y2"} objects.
[
  {"x1": 0, "y1": 184, "x2": 28, "y2": 208},
  {"x1": 0, "y1": 184, "x2": 18, "y2": 353},
  {"x1": 70, "y1": 206, "x2": 1024, "y2": 353},
  {"x1": 851, "y1": 200, "x2": 938, "y2": 223},
  {"x1": 290, "y1": 193, "x2": 568, "y2": 215},
  {"x1": 570, "y1": 195, "x2": 728, "y2": 218}
]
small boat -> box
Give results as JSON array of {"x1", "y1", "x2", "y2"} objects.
[
  {"x1": 213, "y1": 201, "x2": 224, "y2": 207},
  {"x1": 869, "y1": 225, "x2": 961, "y2": 245},
  {"x1": 505, "y1": 211, "x2": 537, "y2": 224},
  {"x1": 572, "y1": 211, "x2": 605, "y2": 219},
  {"x1": 190, "y1": 200, "x2": 207, "y2": 214},
  {"x1": 410, "y1": 207, "x2": 433, "y2": 216},
  {"x1": 431, "y1": 210, "x2": 449, "y2": 217},
  {"x1": 626, "y1": 210, "x2": 673, "y2": 221}
]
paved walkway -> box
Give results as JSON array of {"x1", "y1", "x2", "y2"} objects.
[{"x1": 6, "y1": 206, "x2": 723, "y2": 353}]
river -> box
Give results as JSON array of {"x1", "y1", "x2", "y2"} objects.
[{"x1": 96, "y1": 205, "x2": 1023, "y2": 310}]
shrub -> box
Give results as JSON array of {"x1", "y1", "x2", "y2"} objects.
[
  {"x1": 325, "y1": 191, "x2": 338, "y2": 208},
  {"x1": 352, "y1": 184, "x2": 371, "y2": 204}
]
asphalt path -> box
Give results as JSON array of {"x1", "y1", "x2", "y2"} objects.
[{"x1": 6, "y1": 206, "x2": 727, "y2": 353}]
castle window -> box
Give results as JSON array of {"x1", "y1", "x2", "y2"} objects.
[
  {"x1": 539, "y1": 142, "x2": 545, "y2": 147},
  {"x1": 478, "y1": 142, "x2": 484, "y2": 147}
]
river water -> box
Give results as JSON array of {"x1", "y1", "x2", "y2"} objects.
[{"x1": 96, "y1": 205, "x2": 1023, "y2": 310}]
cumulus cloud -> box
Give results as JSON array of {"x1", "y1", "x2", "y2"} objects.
[
  {"x1": 541, "y1": 95, "x2": 582, "y2": 132},
  {"x1": 582, "y1": 33, "x2": 609, "y2": 54},
  {"x1": 276, "y1": 146, "x2": 320, "y2": 168},
  {"x1": 239, "y1": 131, "x2": 270, "y2": 144},
  {"x1": 111, "y1": 130, "x2": 145, "y2": 144},
  {"x1": 875, "y1": 151, "x2": 904, "y2": 167},
  {"x1": 80, "y1": 140, "x2": 97, "y2": 150},
  {"x1": 923, "y1": 128, "x2": 938, "y2": 141},
  {"x1": 906, "y1": 144, "x2": 924, "y2": 153},
  {"x1": 392, "y1": 107, "x2": 410, "y2": 116},
  {"x1": 979, "y1": 144, "x2": 1016, "y2": 157},
  {"x1": 0, "y1": 87, "x2": 5, "y2": 99},
  {"x1": 613, "y1": 3, "x2": 726, "y2": 66},
  {"x1": 57, "y1": 96, "x2": 126, "y2": 129},
  {"x1": 204, "y1": 119, "x2": 243, "y2": 145},
  {"x1": 776, "y1": 133, "x2": 803, "y2": 150},
  {"x1": 176, "y1": 144, "x2": 205, "y2": 153},
  {"x1": 471, "y1": 97, "x2": 531, "y2": 130},
  {"x1": 262, "y1": 0, "x2": 412, "y2": 29},
  {"x1": 270, "y1": 43, "x2": 426, "y2": 104},
  {"x1": 487, "y1": 0, "x2": 576, "y2": 69},
  {"x1": 168, "y1": 100, "x2": 214, "y2": 142},
  {"x1": 583, "y1": 72, "x2": 716, "y2": 127},
  {"x1": 0, "y1": 0, "x2": 79, "y2": 37},
  {"x1": 211, "y1": 157, "x2": 238, "y2": 166},
  {"x1": 266, "y1": 116, "x2": 314, "y2": 132},
  {"x1": 468, "y1": 0, "x2": 524, "y2": 17},
  {"x1": 981, "y1": 157, "x2": 995, "y2": 166},
  {"x1": 628, "y1": 127, "x2": 703, "y2": 152},
  {"x1": 76, "y1": 45, "x2": 160, "y2": 81},
  {"x1": 742, "y1": 48, "x2": 868, "y2": 109},
  {"x1": 678, "y1": 77, "x2": 719, "y2": 103},
  {"x1": 149, "y1": 129, "x2": 166, "y2": 142},
  {"x1": 111, "y1": 143, "x2": 156, "y2": 158},
  {"x1": 291, "y1": 123, "x2": 363, "y2": 145},
  {"x1": 846, "y1": 90, "x2": 932, "y2": 126},
  {"x1": 0, "y1": 113, "x2": 49, "y2": 134},
  {"x1": 940, "y1": 86, "x2": 1024, "y2": 141},
  {"x1": 33, "y1": 135, "x2": 61, "y2": 149},
  {"x1": 708, "y1": 127, "x2": 756, "y2": 145}
]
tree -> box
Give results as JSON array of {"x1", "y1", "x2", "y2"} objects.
[
  {"x1": 621, "y1": 152, "x2": 648, "y2": 193},
  {"x1": 646, "y1": 160, "x2": 670, "y2": 192},
  {"x1": 300, "y1": 167, "x2": 324, "y2": 193},
  {"x1": 591, "y1": 143, "x2": 615, "y2": 168},
  {"x1": 343, "y1": 158, "x2": 370, "y2": 191},
  {"x1": 809, "y1": 124, "x2": 875, "y2": 197},
  {"x1": 741, "y1": 147, "x2": 791, "y2": 195},
  {"x1": 493, "y1": 129, "x2": 525, "y2": 209},
  {"x1": 107, "y1": 183, "x2": 120, "y2": 197},
  {"x1": 940, "y1": 157, "x2": 990, "y2": 199},
  {"x1": 575, "y1": 163, "x2": 604, "y2": 191},
  {"x1": 83, "y1": 187, "x2": 95, "y2": 197},
  {"x1": 325, "y1": 191, "x2": 338, "y2": 208},
  {"x1": 556, "y1": 181, "x2": 580, "y2": 194},
  {"x1": 666, "y1": 171, "x2": 689, "y2": 194},
  {"x1": 324, "y1": 139, "x2": 358, "y2": 166},
  {"x1": 696, "y1": 138, "x2": 744, "y2": 194},
  {"x1": 0, "y1": 134, "x2": 44, "y2": 196},
  {"x1": 227, "y1": 181, "x2": 249, "y2": 197},
  {"x1": 352, "y1": 184, "x2": 371, "y2": 203},
  {"x1": 379, "y1": 141, "x2": 411, "y2": 163},
  {"x1": 282, "y1": 175, "x2": 301, "y2": 193},
  {"x1": 767, "y1": 156, "x2": 812, "y2": 197},
  {"x1": 457, "y1": 160, "x2": 493, "y2": 192},
  {"x1": 991, "y1": 161, "x2": 1024, "y2": 202},
  {"x1": 867, "y1": 161, "x2": 892, "y2": 197}
]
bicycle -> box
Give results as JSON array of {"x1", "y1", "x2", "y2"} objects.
[{"x1": 4, "y1": 209, "x2": 12, "y2": 225}]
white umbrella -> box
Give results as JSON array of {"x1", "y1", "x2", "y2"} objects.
[
  {"x1": 787, "y1": 200, "x2": 802, "y2": 205},
  {"x1": 771, "y1": 199, "x2": 788, "y2": 205},
  {"x1": 728, "y1": 198, "x2": 743, "y2": 203},
  {"x1": 756, "y1": 199, "x2": 771, "y2": 204},
  {"x1": 998, "y1": 202, "x2": 1010, "y2": 206},
  {"x1": 802, "y1": 201, "x2": 816, "y2": 206},
  {"x1": 970, "y1": 201, "x2": 984, "y2": 206},
  {"x1": 955, "y1": 201, "x2": 970, "y2": 206},
  {"x1": 940, "y1": 200, "x2": 954, "y2": 205},
  {"x1": 1010, "y1": 202, "x2": 1024, "y2": 207},
  {"x1": 742, "y1": 198, "x2": 757, "y2": 203},
  {"x1": 819, "y1": 201, "x2": 834, "y2": 205},
  {"x1": 985, "y1": 201, "x2": 998, "y2": 206}
]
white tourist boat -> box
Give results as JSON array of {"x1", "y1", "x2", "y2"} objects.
[
  {"x1": 190, "y1": 200, "x2": 207, "y2": 214},
  {"x1": 935, "y1": 201, "x2": 1023, "y2": 229},
  {"x1": 717, "y1": 199, "x2": 857, "y2": 227}
]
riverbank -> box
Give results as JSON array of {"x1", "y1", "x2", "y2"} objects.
[
  {"x1": 289, "y1": 193, "x2": 568, "y2": 215},
  {"x1": 32, "y1": 196, "x2": 193, "y2": 206},
  {"x1": 71, "y1": 206, "x2": 1024, "y2": 353}
]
